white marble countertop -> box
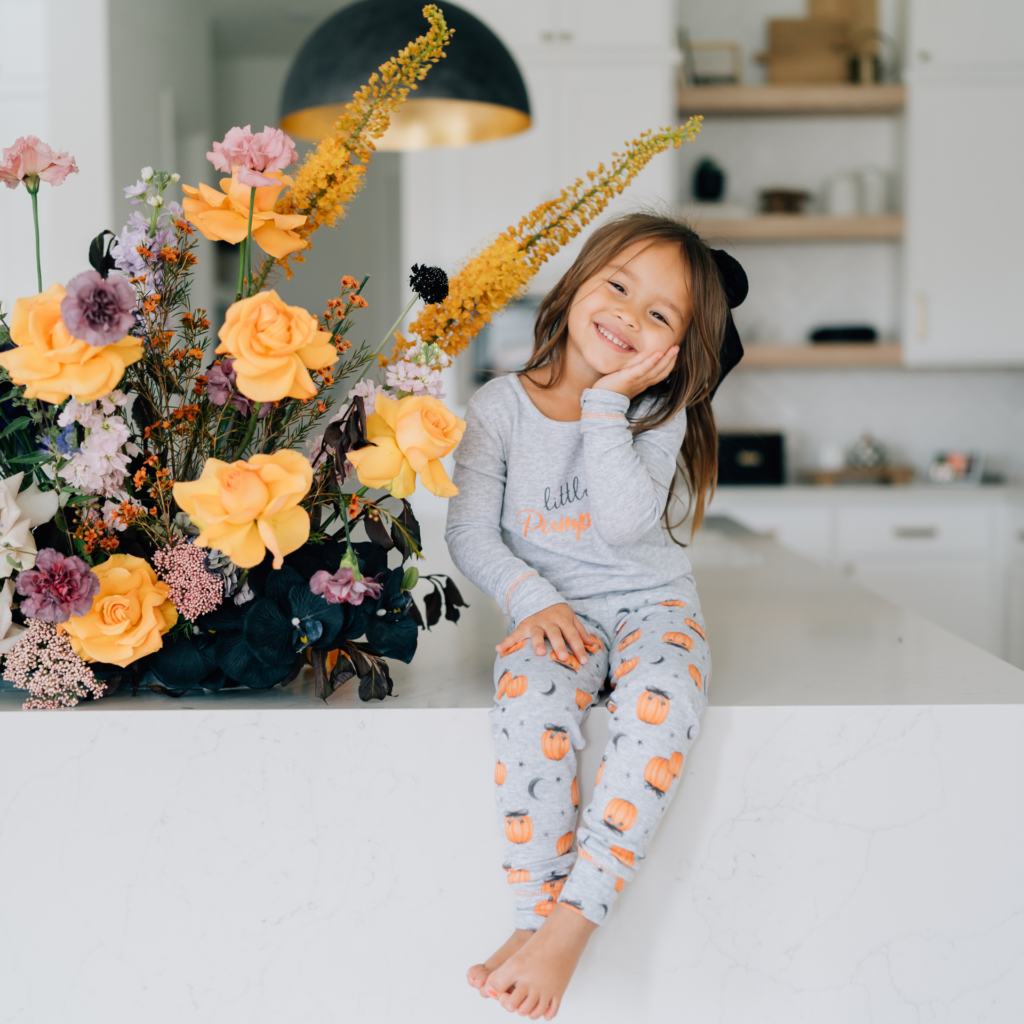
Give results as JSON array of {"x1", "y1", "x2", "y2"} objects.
[
  {"x1": 3, "y1": 515, "x2": 1020, "y2": 713},
  {"x1": 713, "y1": 482, "x2": 1024, "y2": 505}
]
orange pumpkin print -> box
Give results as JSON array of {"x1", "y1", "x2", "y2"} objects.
[
  {"x1": 507, "y1": 868, "x2": 530, "y2": 884},
  {"x1": 669, "y1": 751, "x2": 684, "y2": 777},
  {"x1": 644, "y1": 756, "x2": 674, "y2": 796},
  {"x1": 571, "y1": 775, "x2": 579, "y2": 808},
  {"x1": 505, "y1": 811, "x2": 533, "y2": 844},
  {"x1": 556, "y1": 831, "x2": 574, "y2": 856},
  {"x1": 616, "y1": 619, "x2": 628, "y2": 633},
  {"x1": 618, "y1": 629, "x2": 642, "y2": 652},
  {"x1": 505, "y1": 674, "x2": 528, "y2": 698},
  {"x1": 534, "y1": 899, "x2": 555, "y2": 917},
  {"x1": 495, "y1": 761, "x2": 506, "y2": 785},
  {"x1": 501, "y1": 638, "x2": 527, "y2": 657},
  {"x1": 577, "y1": 845, "x2": 594, "y2": 862},
  {"x1": 660, "y1": 600, "x2": 686, "y2": 608},
  {"x1": 615, "y1": 876, "x2": 625, "y2": 892},
  {"x1": 583, "y1": 635, "x2": 604, "y2": 653},
  {"x1": 595, "y1": 756, "x2": 606, "y2": 786},
  {"x1": 636, "y1": 686, "x2": 671, "y2": 725},
  {"x1": 607, "y1": 699, "x2": 618, "y2": 713},
  {"x1": 550, "y1": 650, "x2": 580, "y2": 671},
  {"x1": 559, "y1": 899, "x2": 586, "y2": 917},
  {"x1": 497, "y1": 671, "x2": 512, "y2": 698},
  {"x1": 662, "y1": 631, "x2": 693, "y2": 650},
  {"x1": 614, "y1": 656, "x2": 639, "y2": 680},
  {"x1": 603, "y1": 797, "x2": 638, "y2": 833},
  {"x1": 688, "y1": 663, "x2": 703, "y2": 691},
  {"x1": 541, "y1": 725, "x2": 571, "y2": 761},
  {"x1": 541, "y1": 873, "x2": 567, "y2": 897},
  {"x1": 610, "y1": 845, "x2": 635, "y2": 867},
  {"x1": 575, "y1": 688, "x2": 592, "y2": 711},
  {"x1": 685, "y1": 618, "x2": 706, "y2": 641}
]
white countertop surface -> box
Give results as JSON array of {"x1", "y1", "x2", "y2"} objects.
[{"x1": 4, "y1": 515, "x2": 1020, "y2": 712}]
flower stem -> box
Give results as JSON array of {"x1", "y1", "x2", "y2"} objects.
[
  {"x1": 352, "y1": 293, "x2": 417, "y2": 387},
  {"x1": 235, "y1": 244, "x2": 246, "y2": 302},
  {"x1": 231, "y1": 403, "x2": 262, "y2": 460},
  {"x1": 245, "y1": 186, "x2": 256, "y2": 296},
  {"x1": 29, "y1": 184, "x2": 42, "y2": 293}
]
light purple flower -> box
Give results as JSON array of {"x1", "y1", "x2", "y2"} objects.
[
  {"x1": 206, "y1": 360, "x2": 270, "y2": 417},
  {"x1": 15, "y1": 548, "x2": 100, "y2": 623},
  {"x1": 60, "y1": 270, "x2": 136, "y2": 347},
  {"x1": 310, "y1": 567, "x2": 383, "y2": 606}
]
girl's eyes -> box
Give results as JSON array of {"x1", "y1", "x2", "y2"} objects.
[{"x1": 608, "y1": 280, "x2": 669, "y2": 325}]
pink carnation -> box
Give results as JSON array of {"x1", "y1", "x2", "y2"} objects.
[
  {"x1": 309, "y1": 567, "x2": 383, "y2": 606},
  {"x1": 15, "y1": 549, "x2": 100, "y2": 623},
  {"x1": 0, "y1": 135, "x2": 78, "y2": 190},
  {"x1": 207, "y1": 125, "x2": 297, "y2": 188}
]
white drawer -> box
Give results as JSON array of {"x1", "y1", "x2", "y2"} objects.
[
  {"x1": 836, "y1": 505, "x2": 992, "y2": 557},
  {"x1": 711, "y1": 503, "x2": 831, "y2": 560}
]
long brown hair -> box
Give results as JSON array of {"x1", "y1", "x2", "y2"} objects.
[{"x1": 522, "y1": 212, "x2": 728, "y2": 535}]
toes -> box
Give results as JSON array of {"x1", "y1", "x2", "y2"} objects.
[
  {"x1": 530, "y1": 998, "x2": 550, "y2": 1020},
  {"x1": 467, "y1": 964, "x2": 487, "y2": 989},
  {"x1": 502, "y1": 983, "x2": 529, "y2": 1012},
  {"x1": 518, "y1": 991, "x2": 540, "y2": 1017},
  {"x1": 544, "y1": 996, "x2": 560, "y2": 1020}
]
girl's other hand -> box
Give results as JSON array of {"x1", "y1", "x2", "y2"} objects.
[
  {"x1": 593, "y1": 344, "x2": 677, "y2": 399},
  {"x1": 496, "y1": 603, "x2": 596, "y2": 666}
]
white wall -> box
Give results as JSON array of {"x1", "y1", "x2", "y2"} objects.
[{"x1": 0, "y1": 0, "x2": 112, "y2": 307}]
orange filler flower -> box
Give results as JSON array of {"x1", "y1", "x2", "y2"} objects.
[
  {"x1": 181, "y1": 169, "x2": 308, "y2": 258},
  {"x1": 400, "y1": 121, "x2": 703, "y2": 360}
]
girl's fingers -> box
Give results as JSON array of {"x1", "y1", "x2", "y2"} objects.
[
  {"x1": 565, "y1": 626, "x2": 588, "y2": 664},
  {"x1": 495, "y1": 628, "x2": 523, "y2": 652},
  {"x1": 548, "y1": 626, "x2": 570, "y2": 662},
  {"x1": 529, "y1": 625, "x2": 548, "y2": 657}
]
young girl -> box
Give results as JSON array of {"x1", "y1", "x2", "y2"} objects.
[{"x1": 445, "y1": 212, "x2": 738, "y2": 1020}]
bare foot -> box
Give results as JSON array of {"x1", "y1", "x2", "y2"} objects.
[
  {"x1": 483, "y1": 904, "x2": 598, "y2": 1019},
  {"x1": 467, "y1": 929, "x2": 534, "y2": 995}
]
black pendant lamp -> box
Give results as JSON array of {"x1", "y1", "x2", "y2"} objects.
[{"x1": 279, "y1": 1, "x2": 531, "y2": 150}]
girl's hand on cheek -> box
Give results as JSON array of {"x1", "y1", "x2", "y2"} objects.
[
  {"x1": 496, "y1": 603, "x2": 597, "y2": 666},
  {"x1": 593, "y1": 345, "x2": 678, "y2": 399}
]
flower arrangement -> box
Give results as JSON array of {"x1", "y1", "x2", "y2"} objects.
[{"x1": 0, "y1": 4, "x2": 702, "y2": 710}]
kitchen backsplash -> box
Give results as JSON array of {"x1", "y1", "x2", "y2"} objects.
[{"x1": 712, "y1": 368, "x2": 1024, "y2": 483}]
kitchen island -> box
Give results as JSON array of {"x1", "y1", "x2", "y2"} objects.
[{"x1": 1, "y1": 516, "x2": 1022, "y2": 1023}]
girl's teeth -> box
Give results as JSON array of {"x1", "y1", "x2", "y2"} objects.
[{"x1": 598, "y1": 325, "x2": 629, "y2": 349}]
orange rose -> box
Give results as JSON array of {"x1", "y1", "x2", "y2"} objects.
[
  {"x1": 181, "y1": 169, "x2": 308, "y2": 258},
  {"x1": 0, "y1": 284, "x2": 143, "y2": 404},
  {"x1": 215, "y1": 290, "x2": 337, "y2": 402},
  {"x1": 172, "y1": 449, "x2": 314, "y2": 570},
  {"x1": 59, "y1": 554, "x2": 177, "y2": 667},
  {"x1": 347, "y1": 394, "x2": 465, "y2": 499}
]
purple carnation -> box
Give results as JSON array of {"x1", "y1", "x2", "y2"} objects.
[
  {"x1": 207, "y1": 359, "x2": 269, "y2": 417},
  {"x1": 16, "y1": 549, "x2": 101, "y2": 623},
  {"x1": 61, "y1": 270, "x2": 136, "y2": 347},
  {"x1": 309, "y1": 567, "x2": 383, "y2": 606}
]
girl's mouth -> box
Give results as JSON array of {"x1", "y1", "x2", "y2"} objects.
[{"x1": 594, "y1": 321, "x2": 635, "y2": 353}]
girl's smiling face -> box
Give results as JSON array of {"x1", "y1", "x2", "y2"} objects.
[{"x1": 565, "y1": 239, "x2": 692, "y2": 379}]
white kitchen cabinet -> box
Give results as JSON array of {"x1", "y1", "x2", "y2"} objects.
[
  {"x1": 902, "y1": 80, "x2": 1024, "y2": 366},
  {"x1": 909, "y1": 0, "x2": 1024, "y2": 71},
  {"x1": 708, "y1": 487, "x2": 1023, "y2": 661}
]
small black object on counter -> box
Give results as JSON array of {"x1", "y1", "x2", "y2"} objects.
[
  {"x1": 810, "y1": 325, "x2": 878, "y2": 343},
  {"x1": 718, "y1": 432, "x2": 785, "y2": 486}
]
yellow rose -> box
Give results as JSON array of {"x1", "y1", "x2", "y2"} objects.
[
  {"x1": 347, "y1": 394, "x2": 466, "y2": 499},
  {"x1": 0, "y1": 284, "x2": 143, "y2": 404},
  {"x1": 173, "y1": 449, "x2": 313, "y2": 570},
  {"x1": 59, "y1": 554, "x2": 177, "y2": 668},
  {"x1": 215, "y1": 290, "x2": 337, "y2": 402},
  {"x1": 181, "y1": 170, "x2": 308, "y2": 259}
]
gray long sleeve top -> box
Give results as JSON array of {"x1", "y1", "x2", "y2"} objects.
[{"x1": 444, "y1": 373, "x2": 694, "y2": 623}]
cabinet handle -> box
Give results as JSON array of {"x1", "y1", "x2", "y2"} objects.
[{"x1": 893, "y1": 525, "x2": 938, "y2": 540}]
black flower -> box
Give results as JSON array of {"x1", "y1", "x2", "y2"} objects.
[{"x1": 409, "y1": 264, "x2": 448, "y2": 305}]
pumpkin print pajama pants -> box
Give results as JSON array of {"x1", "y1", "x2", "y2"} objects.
[{"x1": 489, "y1": 586, "x2": 710, "y2": 930}]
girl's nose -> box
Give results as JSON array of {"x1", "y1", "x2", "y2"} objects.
[{"x1": 612, "y1": 301, "x2": 639, "y2": 331}]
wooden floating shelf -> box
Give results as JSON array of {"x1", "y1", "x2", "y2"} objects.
[
  {"x1": 678, "y1": 84, "x2": 905, "y2": 116},
  {"x1": 739, "y1": 344, "x2": 903, "y2": 369},
  {"x1": 684, "y1": 214, "x2": 903, "y2": 242}
]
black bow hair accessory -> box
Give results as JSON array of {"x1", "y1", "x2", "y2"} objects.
[{"x1": 708, "y1": 248, "x2": 747, "y2": 399}]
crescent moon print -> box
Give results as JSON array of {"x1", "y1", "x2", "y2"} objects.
[
  {"x1": 501, "y1": 728, "x2": 510, "y2": 740},
  {"x1": 687, "y1": 724, "x2": 696, "y2": 740},
  {"x1": 528, "y1": 777, "x2": 545, "y2": 798},
  {"x1": 649, "y1": 655, "x2": 664, "y2": 664},
  {"x1": 611, "y1": 732, "x2": 627, "y2": 750},
  {"x1": 541, "y1": 682, "x2": 556, "y2": 695}
]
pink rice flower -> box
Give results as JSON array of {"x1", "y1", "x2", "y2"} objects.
[
  {"x1": 0, "y1": 135, "x2": 78, "y2": 191},
  {"x1": 207, "y1": 125, "x2": 297, "y2": 188},
  {"x1": 309, "y1": 567, "x2": 383, "y2": 606},
  {"x1": 152, "y1": 541, "x2": 224, "y2": 622}
]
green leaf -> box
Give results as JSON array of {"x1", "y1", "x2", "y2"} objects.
[
  {"x1": 401, "y1": 566, "x2": 419, "y2": 592},
  {"x1": 10, "y1": 451, "x2": 49, "y2": 465},
  {"x1": 1, "y1": 417, "x2": 31, "y2": 439}
]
